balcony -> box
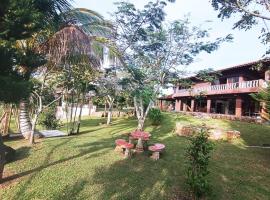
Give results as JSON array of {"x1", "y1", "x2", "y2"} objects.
[{"x1": 173, "y1": 79, "x2": 266, "y2": 97}]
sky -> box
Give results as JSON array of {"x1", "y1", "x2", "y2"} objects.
[{"x1": 73, "y1": 0, "x2": 266, "y2": 72}]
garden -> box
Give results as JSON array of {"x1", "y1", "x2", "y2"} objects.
[
  {"x1": 1, "y1": 0, "x2": 270, "y2": 200},
  {"x1": 1, "y1": 113, "x2": 270, "y2": 200}
]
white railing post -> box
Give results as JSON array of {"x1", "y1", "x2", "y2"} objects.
[
  {"x1": 176, "y1": 79, "x2": 261, "y2": 95},
  {"x1": 239, "y1": 82, "x2": 242, "y2": 88}
]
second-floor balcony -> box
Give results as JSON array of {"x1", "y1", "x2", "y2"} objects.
[{"x1": 173, "y1": 79, "x2": 267, "y2": 97}]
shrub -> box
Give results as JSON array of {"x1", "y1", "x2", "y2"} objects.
[
  {"x1": 38, "y1": 105, "x2": 60, "y2": 129},
  {"x1": 148, "y1": 108, "x2": 162, "y2": 125},
  {"x1": 185, "y1": 127, "x2": 214, "y2": 199}
]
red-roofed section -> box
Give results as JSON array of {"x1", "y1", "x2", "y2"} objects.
[{"x1": 215, "y1": 58, "x2": 270, "y2": 72}]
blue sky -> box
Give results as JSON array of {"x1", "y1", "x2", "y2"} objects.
[{"x1": 73, "y1": 0, "x2": 266, "y2": 72}]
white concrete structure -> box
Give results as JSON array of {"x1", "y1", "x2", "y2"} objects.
[{"x1": 56, "y1": 105, "x2": 97, "y2": 120}]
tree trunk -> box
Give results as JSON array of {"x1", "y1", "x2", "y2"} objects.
[
  {"x1": 134, "y1": 96, "x2": 153, "y2": 131},
  {"x1": 107, "y1": 104, "x2": 113, "y2": 125},
  {"x1": 0, "y1": 134, "x2": 5, "y2": 182},
  {"x1": 76, "y1": 104, "x2": 83, "y2": 134},
  {"x1": 104, "y1": 103, "x2": 107, "y2": 118},
  {"x1": 76, "y1": 93, "x2": 85, "y2": 134},
  {"x1": 69, "y1": 91, "x2": 75, "y2": 135},
  {"x1": 19, "y1": 100, "x2": 32, "y2": 139},
  {"x1": 72, "y1": 93, "x2": 80, "y2": 133},
  {"x1": 29, "y1": 113, "x2": 39, "y2": 145},
  {"x1": 137, "y1": 118, "x2": 145, "y2": 131},
  {"x1": 88, "y1": 99, "x2": 92, "y2": 116}
]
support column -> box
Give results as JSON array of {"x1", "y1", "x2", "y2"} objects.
[
  {"x1": 159, "y1": 100, "x2": 163, "y2": 110},
  {"x1": 235, "y1": 96, "x2": 242, "y2": 118},
  {"x1": 225, "y1": 101, "x2": 229, "y2": 115},
  {"x1": 191, "y1": 99, "x2": 195, "y2": 112},
  {"x1": 175, "y1": 99, "x2": 182, "y2": 112},
  {"x1": 183, "y1": 100, "x2": 187, "y2": 112},
  {"x1": 265, "y1": 70, "x2": 270, "y2": 81},
  {"x1": 207, "y1": 98, "x2": 211, "y2": 113},
  {"x1": 174, "y1": 100, "x2": 178, "y2": 111}
]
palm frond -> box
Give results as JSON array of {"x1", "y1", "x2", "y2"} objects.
[
  {"x1": 64, "y1": 8, "x2": 114, "y2": 37},
  {"x1": 35, "y1": 0, "x2": 72, "y2": 21},
  {"x1": 39, "y1": 25, "x2": 99, "y2": 67},
  {"x1": 81, "y1": 22, "x2": 114, "y2": 37},
  {"x1": 69, "y1": 8, "x2": 104, "y2": 21}
]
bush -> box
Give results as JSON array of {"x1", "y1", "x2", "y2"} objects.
[
  {"x1": 185, "y1": 127, "x2": 214, "y2": 199},
  {"x1": 148, "y1": 108, "x2": 162, "y2": 125},
  {"x1": 38, "y1": 105, "x2": 60, "y2": 129}
]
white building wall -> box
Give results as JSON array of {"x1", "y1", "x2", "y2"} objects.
[{"x1": 56, "y1": 105, "x2": 97, "y2": 120}]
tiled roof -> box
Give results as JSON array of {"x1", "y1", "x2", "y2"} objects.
[
  {"x1": 215, "y1": 58, "x2": 270, "y2": 72},
  {"x1": 179, "y1": 58, "x2": 270, "y2": 82}
]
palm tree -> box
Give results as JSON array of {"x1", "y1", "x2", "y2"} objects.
[{"x1": 20, "y1": 8, "x2": 115, "y2": 142}]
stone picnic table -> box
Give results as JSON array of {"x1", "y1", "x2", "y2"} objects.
[{"x1": 130, "y1": 130, "x2": 151, "y2": 153}]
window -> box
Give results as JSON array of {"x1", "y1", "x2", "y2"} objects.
[{"x1": 227, "y1": 77, "x2": 239, "y2": 83}]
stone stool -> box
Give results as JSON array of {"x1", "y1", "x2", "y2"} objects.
[
  {"x1": 148, "y1": 143, "x2": 165, "y2": 160},
  {"x1": 115, "y1": 139, "x2": 127, "y2": 153},
  {"x1": 227, "y1": 130, "x2": 241, "y2": 141},
  {"x1": 123, "y1": 143, "x2": 134, "y2": 158}
]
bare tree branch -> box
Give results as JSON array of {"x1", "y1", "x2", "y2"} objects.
[{"x1": 236, "y1": 0, "x2": 270, "y2": 20}]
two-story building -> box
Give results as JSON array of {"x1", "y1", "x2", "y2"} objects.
[{"x1": 159, "y1": 59, "x2": 270, "y2": 121}]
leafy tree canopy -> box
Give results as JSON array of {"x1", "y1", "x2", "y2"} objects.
[
  {"x1": 112, "y1": 0, "x2": 231, "y2": 129},
  {"x1": 211, "y1": 0, "x2": 270, "y2": 54},
  {"x1": 196, "y1": 68, "x2": 222, "y2": 83},
  {"x1": 0, "y1": 0, "x2": 71, "y2": 103}
]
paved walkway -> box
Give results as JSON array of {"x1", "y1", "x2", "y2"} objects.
[
  {"x1": 39, "y1": 130, "x2": 67, "y2": 138},
  {"x1": 246, "y1": 145, "x2": 270, "y2": 149}
]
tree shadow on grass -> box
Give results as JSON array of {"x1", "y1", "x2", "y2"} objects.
[
  {"x1": 4, "y1": 114, "x2": 270, "y2": 199},
  {"x1": 80, "y1": 118, "x2": 107, "y2": 127},
  {"x1": 87, "y1": 113, "x2": 190, "y2": 199},
  {"x1": 91, "y1": 135, "x2": 190, "y2": 200},
  {"x1": 74, "y1": 128, "x2": 104, "y2": 135},
  {"x1": 53, "y1": 179, "x2": 88, "y2": 200},
  {"x1": 12, "y1": 146, "x2": 31, "y2": 162},
  {"x1": 9, "y1": 137, "x2": 74, "y2": 199},
  {"x1": 89, "y1": 133, "x2": 270, "y2": 199},
  {"x1": 73, "y1": 117, "x2": 137, "y2": 137},
  {"x1": 224, "y1": 120, "x2": 270, "y2": 146},
  {"x1": 209, "y1": 140, "x2": 270, "y2": 200},
  {"x1": 3, "y1": 136, "x2": 113, "y2": 199},
  {"x1": 171, "y1": 114, "x2": 270, "y2": 199}
]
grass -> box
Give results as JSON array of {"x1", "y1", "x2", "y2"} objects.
[{"x1": 1, "y1": 113, "x2": 270, "y2": 200}]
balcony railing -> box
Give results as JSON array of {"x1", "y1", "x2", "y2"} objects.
[{"x1": 174, "y1": 79, "x2": 265, "y2": 97}]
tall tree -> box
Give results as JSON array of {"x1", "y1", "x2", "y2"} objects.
[
  {"x1": 95, "y1": 68, "x2": 123, "y2": 125},
  {"x1": 211, "y1": 0, "x2": 270, "y2": 54},
  {"x1": 20, "y1": 7, "x2": 114, "y2": 142},
  {"x1": 38, "y1": 8, "x2": 114, "y2": 135},
  {"x1": 113, "y1": 1, "x2": 232, "y2": 130},
  {"x1": 0, "y1": 0, "x2": 71, "y2": 182}
]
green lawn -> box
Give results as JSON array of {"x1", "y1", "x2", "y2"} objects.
[{"x1": 1, "y1": 113, "x2": 270, "y2": 200}]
